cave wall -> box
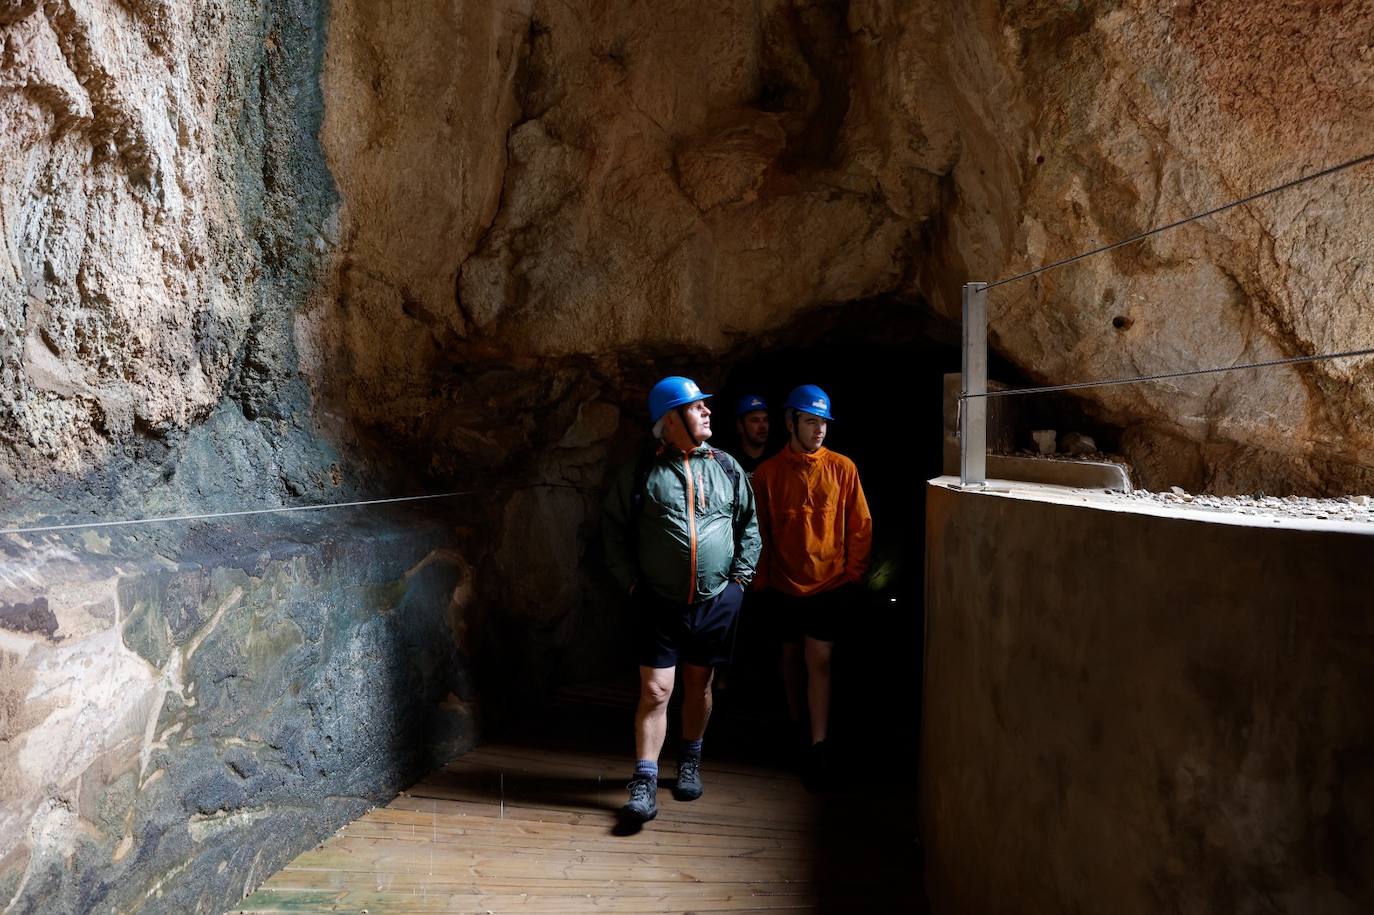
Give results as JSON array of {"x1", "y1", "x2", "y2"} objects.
[
  {"x1": 307, "y1": 0, "x2": 1374, "y2": 499},
  {"x1": 0, "y1": 4, "x2": 484, "y2": 912},
  {"x1": 926, "y1": 1, "x2": 1374, "y2": 495},
  {"x1": 0, "y1": 511, "x2": 473, "y2": 914},
  {"x1": 0, "y1": 0, "x2": 349, "y2": 521},
  {"x1": 6, "y1": 0, "x2": 1372, "y2": 517},
  {"x1": 2, "y1": 0, "x2": 1374, "y2": 910}
]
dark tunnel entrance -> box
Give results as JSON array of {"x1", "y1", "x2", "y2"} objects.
[
  {"x1": 703, "y1": 296, "x2": 1121, "y2": 773},
  {"x1": 709, "y1": 298, "x2": 959, "y2": 770}
]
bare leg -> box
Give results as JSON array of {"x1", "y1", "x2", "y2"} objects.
[
  {"x1": 804, "y1": 637, "x2": 834, "y2": 745},
  {"x1": 781, "y1": 640, "x2": 806, "y2": 725},
  {"x1": 679, "y1": 663, "x2": 715, "y2": 741},
  {"x1": 635, "y1": 665, "x2": 677, "y2": 762}
]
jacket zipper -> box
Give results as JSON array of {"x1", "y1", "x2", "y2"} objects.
[{"x1": 684, "y1": 452, "x2": 697, "y2": 603}]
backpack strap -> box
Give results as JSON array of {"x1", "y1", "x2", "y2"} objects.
[
  {"x1": 628, "y1": 446, "x2": 745, "y2": 585},
  {"x1": 627, "y1": 444, "x2": 658, "y2": 560},
  {"x1": 708, "y1": 449, "x2": 748, "y2": 550},
  {"x1": 629, "y1": 442, "x2": 656, "y2": 524},
  {"x1": 708, "y1": 448, "x2": 740, "y2": 493}
]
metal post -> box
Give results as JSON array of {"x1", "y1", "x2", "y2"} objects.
[{"x1": 960, "y1": 282, "x2": 988, "y2": 487}]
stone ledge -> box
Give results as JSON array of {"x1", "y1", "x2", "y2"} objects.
[{"x1": 922, "y1": 480, "x2": 1374, "y2": 914}]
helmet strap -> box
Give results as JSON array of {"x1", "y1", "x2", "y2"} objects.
[
  {"x1": 787, "y1": 408, "x2": 820, "y2": 454},
  {"x1": 677, "y1": 405, "x2": 706, "y2": 449}
]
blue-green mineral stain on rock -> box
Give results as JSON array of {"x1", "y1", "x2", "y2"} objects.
[
  {"x1": 0, "y1": 596, "x2": 58, "y2": 639},
  {"x1": 2, "y1": 507, "x2": 474, "y2": 915}
]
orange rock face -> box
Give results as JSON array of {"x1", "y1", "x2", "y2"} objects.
[
  {"x1": 310, "y1": 0, "x2": 1374, "y2": 495},
  {"x1": 4, "y1": 0, "x2": 1373, "y2": 507}
]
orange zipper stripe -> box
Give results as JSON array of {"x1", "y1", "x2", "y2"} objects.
[{"x1": 684, "y1": 453, "x2": 697, "y2": 603}]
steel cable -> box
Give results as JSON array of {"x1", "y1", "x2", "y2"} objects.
[
  {"x1": 0, "y1": 481, "x2": 599, "y2": 538},
  {"x1": 962, "y1": 151, "x2": 1374, "y2": 400},
  {"x1": 0, "y1": 490, "x2": 478, "y2": 537},
  {"x1": 960, "y1": 345, "x2": 1374, "y2": 400},
  {"x1": 985, "y1": 151, "x2": 1374, "y2": 290}
]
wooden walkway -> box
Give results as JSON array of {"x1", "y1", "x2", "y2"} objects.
[{"x1": 233, "y1": 686, "x2": 923, "y2": 913}]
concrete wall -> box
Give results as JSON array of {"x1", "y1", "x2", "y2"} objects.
[
  {"x1": 922, "y1": 479, "x2": 1374, "y2": 915},
  {"x1": 1, "y1": 510, "x2": 475, "y2": 914}
]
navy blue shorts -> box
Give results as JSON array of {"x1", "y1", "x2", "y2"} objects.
[
  {"x1": 760, "y1": 584, "x2": 856, "y2": 643},
  {"x1": 636, "y1": 582, "x2": 745, "y2": 669}
]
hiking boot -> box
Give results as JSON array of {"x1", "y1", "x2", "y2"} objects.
[
  {"x1": 674, "y1": 755, "x2": 704, "y2": 801},
  {"x1": 621, "y1": 776, "x2": 658, "y2": 822}
]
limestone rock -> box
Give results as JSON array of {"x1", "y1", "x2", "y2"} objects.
[
  {"x1": 1061, "y1": 432, "x2": 1097, "y2": 456},
  {"x1": 8, "y1": 0, "x2": 1373, "y2": 510},
  {"x1": 922, "y1": 1, "x2": 1374, "y2": 495},
  {"x1": 307, "y1": 0, "x2": 1374, "y2": 496},
  {"x1": 0, "y1": 512, "x2": 474, "y2": 915},
  {"x1": 0, "y1": 0, "x2": 343, "y2": 522}
]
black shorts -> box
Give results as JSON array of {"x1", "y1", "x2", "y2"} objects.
[
  {"x1": 761, "y1": 584, "x2": 856, "y2": 643},
  {"x1": 636, "y1": 582, "x2": 745, "y2": 669}
]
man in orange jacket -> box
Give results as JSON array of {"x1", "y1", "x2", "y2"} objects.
[{"x1": 751, "y1": 384, "x2": 872, "y2": 785}]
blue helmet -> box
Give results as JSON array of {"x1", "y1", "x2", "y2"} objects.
[
  {"x1": 735, "y1": 393, "x2": 768, "y2": 416},
  {"x1": 648, "y1": 376, "x2": 712, "y2": 423},
  {"x1": 784, "y1": 384, "x2": 834, "y2": 421}
]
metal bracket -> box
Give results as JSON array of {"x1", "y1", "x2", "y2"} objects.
[{"x1": 960, "y1": 282, "x2": 988, "y2": 487}]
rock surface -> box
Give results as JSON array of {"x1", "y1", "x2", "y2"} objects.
[
  {"x1": 0, "y1": 510, "x2": 473, "y2": 914},
  {"x1": 1126, "y1": 487, "x2": 1374, "y2": 525},
  {"x1": 4, "y1": 0, "x2": 1373, "y2": 512},
  {"x1": 3, "y1": 1, "x2": 1374, "y2": 910},
  {"x1": 926, "y1": 1, "x2": 1374, "y2": 495},
  {"x1": 1, "y1": 0, "x2": 342, "y2": 521},
  {"x1": 307, "y1": 0, "x2": 1374, "y2": 497}
]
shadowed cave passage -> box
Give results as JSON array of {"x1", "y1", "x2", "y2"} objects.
[
  {"x1": 712, "y1": 309, "x2": 955, "y2": 772},
  {"x1": 564, "y1": 294, "x2": 1105, "y2": 780},
  {"x1": 231, "y1": 299, "x2": 967, "y2": 913}
]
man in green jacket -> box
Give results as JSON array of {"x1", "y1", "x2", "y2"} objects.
[{"x1": 603, "y1": 376, "x2": 761, "y2": 824}]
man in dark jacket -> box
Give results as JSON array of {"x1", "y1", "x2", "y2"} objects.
[
  {"x1": 733, "y1": 393, "x2": 771, "y2": 476},
  {"x1": 602, "y1": 376, "x2": 761, "y2": 824}
]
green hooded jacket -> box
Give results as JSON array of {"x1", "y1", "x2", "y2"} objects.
[{"x1": 602, "y1": 444, "x2": 760, "y2": 604}]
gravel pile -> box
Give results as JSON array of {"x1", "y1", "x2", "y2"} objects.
[
  {"x1": 1123, "y1": 487, "x2": 1374, "y2": 523},
  {"x1": 1002, "y1": 449, "x2": 1130, "y2": 466}
]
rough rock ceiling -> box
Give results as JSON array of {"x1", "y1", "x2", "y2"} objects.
[{"x1": 3, "y1": 0, "x2": 1373, "y2": 509}]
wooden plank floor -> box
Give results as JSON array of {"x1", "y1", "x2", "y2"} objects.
[{"x1": 232, "y1": 684, "x2": 924, "y2": 913}]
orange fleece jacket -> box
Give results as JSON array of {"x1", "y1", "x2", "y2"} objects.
[{"x1": 752, "y1": 445, "x2": 873, "y2": 596}]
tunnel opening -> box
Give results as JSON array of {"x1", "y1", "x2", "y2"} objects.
[
  {"x1": 712, "y1": 303, "x2": 956, "y2": 769},
  {"x1": 462, "y1": 297, "x2": 968, "y2": 752},
  {"x1": 721, "y1": 316, "x2": 954, "y2": 585},
  {"x1": 542, "y1": 293, "x2": 1129, "y2": 758}
]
